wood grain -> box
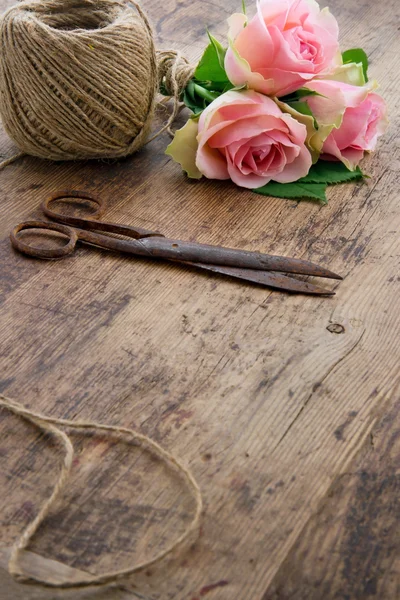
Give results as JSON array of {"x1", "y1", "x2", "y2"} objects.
[
  {"x1": 265, "y1": 390, "x2": 400, "y2": 600},
  {"x1": 0, "y1": 0, "x2": 399, "y2": 598}
]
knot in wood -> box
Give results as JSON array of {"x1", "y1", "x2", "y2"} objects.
[{"x1": 327, "y1": 323, "x2": 345, "y2": 334}]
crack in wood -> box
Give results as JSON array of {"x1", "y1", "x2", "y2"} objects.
[{"x1": 272, "y1": 329, "x2": 366, "y2": 454}]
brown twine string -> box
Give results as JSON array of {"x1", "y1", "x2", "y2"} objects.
[
  {"x1": 0, "y1": 0, "x2": 194, "y2": 170},
  {"x1": 0, "y1": 152, "x2": 26, "y2": 170},
  {"x1": 0, "y1": 393, "x2": 203, "y2": 589},
  {"x1": 153, "y1": 50, "x2": 194, "y2": 139}
]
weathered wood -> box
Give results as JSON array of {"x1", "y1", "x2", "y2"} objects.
[
  {"x1": 0, "y1": 546, "x2": 96, "y2": 586},
  {"x1": 0, "y1": 0, "x2": 399, "y2": 599},
  {"x1": 265, "y1": 393, "x2": 400, "y2": 600}
]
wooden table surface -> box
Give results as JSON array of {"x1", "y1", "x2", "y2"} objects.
[{"x1": 0, "y1": 0, "x2": 399, "y2": 598}]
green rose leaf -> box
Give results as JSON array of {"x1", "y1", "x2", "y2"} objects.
[
  {"x1": 182, "y1": 80, "x2": 203, "y2": 114},
  {"x1": 253, "y1": 162, "x2": 365, "y2": 203},
  {"x1": 185, "y1": 32, "x2": 233, "y2": 114},
  {"x1": 194, "y1": 33, "x2": 229, "y2": 82},
  {"x1": 342, "y1": 48, "x2": 368, "y2": 82},
  {"x1": 278, "y1": 89, "x2": 324, "y2": 131},
  {"x1": 299, "y1": 161, "x2": 364, "y2": 183},
  {"x1": 279, "y1": 88, "x2": 322, "y2": 103},
  {"x1": 285, "y1": 100, "x2": 319, "y2": 130},
  {"x1": 182, "y1": 79, "x2": 237, "y2": 115},
  {"x1": 182, "y1": 80, "x2": 221, "y2": 114},
  {"x1": 254, "y1": 182, "x2": 328, "y2": 203}
]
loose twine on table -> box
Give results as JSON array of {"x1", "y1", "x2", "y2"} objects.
[
  {"x1": 0, "y1": 393, "x2": 203, "y2": 588},
  {"x1": 0, "y1": 0, "x2": 194, "y2": 170}
]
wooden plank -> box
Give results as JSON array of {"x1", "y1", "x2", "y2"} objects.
[
  {"x1": 0, "y1": 547, "x2": 135, "y2": 600},
  {"x1": 0, "y1": 0, "x2": 399, "y2": 599},
  {"x1": 264, "y1": 391, "x2": 400, "y2": 600}
]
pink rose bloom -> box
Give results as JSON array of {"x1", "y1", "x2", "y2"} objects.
[
  {"x1": 225, "y1": 0, "x2": 340, "y2": 97},
  {"x1": 303, "y1": 79, "x2": 388, "y2": 169},
  {"x1": 195, "y1": 90, "x2": 312, "y2": 188}
]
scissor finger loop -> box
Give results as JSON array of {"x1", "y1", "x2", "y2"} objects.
[
  {"x1": 42, "y1": 190, "x2": 105, "y2": 222},
  {"x1": 42, "y1": 191, "x2": 164, "y2": 240},
  {"x1": 10, "y1": 221, "x2": 78, "y2": 259}
]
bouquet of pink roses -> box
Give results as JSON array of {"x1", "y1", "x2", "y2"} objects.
[{"x1": 165, "y1": 0, "x2": 387, "y2": 203}]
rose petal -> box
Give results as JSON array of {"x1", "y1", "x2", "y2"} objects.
[
  {"x1": 199, "y1": 90, "x2": 280, "y2": 133},
  {"x1": 331, "y1": 103, "x2": 372, "y2": 149},
  {"x1": 165, "y1": 119, "x2": 202, "y2": 179},
  {"x1": 224, "y1": 46, "x2": 275, "y2": 93},
  {"x1": 207, "y1": 115, "x2": 288, "y2": 148},
  {"x1": 232, "y1": 8, "x2": 274, "y2": 68},
  {"x1": 195, "y1": 136, "x2": 230, "y2": 180},
  {"x1": 358, "y1": 93, "x2": 388, "y2": 149},
  {"x1": 225, "y1": 0, "x2": 340, "y2": 97},
  {"x1": 316, "y1": 6, "x2": 339, "y2": 40},
  {"x1": 259, "y1": 0, "x2": 291, "y2": 29},
  {"x1": 339, "y1": 147, "x2": 365, "y2": 169},
  {"x1": 227, "y1": 12, "x2": 248, "y2": 40},
  {"x1": 321, "y1": 134, "x2": 352, "y2": 167},
  {"x1": 195, "y1": 89, "x2": 313, "y2": 189},
  {"x1": 272, "y1": 143, "x2": 312, "y2": 182},
  {"x1": 322, "y1": 62, "x2": 366, "y2": 86},
  {"x1": 226, "y1": 160, "x2": 273, "y2": 188}
]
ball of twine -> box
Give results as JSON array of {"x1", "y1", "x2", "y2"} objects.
[{"x1": 0, "y1": 0, "x2": 194, "y2": 162}]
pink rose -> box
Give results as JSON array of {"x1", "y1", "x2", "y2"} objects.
[
  {"x1": 225, "y1": 0, "x2": 340, "y2": 97},
  {"x1": 166, "y1": 90, "x2": 312, "y2": 189},
  {"x1": 303, "y1": 79, "x2": 388, "y2": 169}
]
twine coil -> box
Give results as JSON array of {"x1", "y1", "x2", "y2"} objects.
[
  {"x1": 0, "y1": 0, "x2": 194, "y2": 163},
  {"x1": 0, "y1": 393, "x2": 202, "y2": 588}
]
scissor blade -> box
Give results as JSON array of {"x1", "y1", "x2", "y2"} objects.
[
  {"x1": 138, "y1": 237, "x2": 342, "y2": 280},
  {"x1": 71, "y1": 227, "x2": 341, "y2": 280},
  {"x1": 188, "y1": 263, "x2": 336, "y2": 295}
]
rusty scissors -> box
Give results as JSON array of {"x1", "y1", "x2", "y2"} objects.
[{"x1": 10, "y1": 191, "x2": 342, "y2": 295}]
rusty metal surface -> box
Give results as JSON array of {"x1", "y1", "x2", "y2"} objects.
[{"x1": 10, "y1": 191, "x2": 341, "y2": 295}]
